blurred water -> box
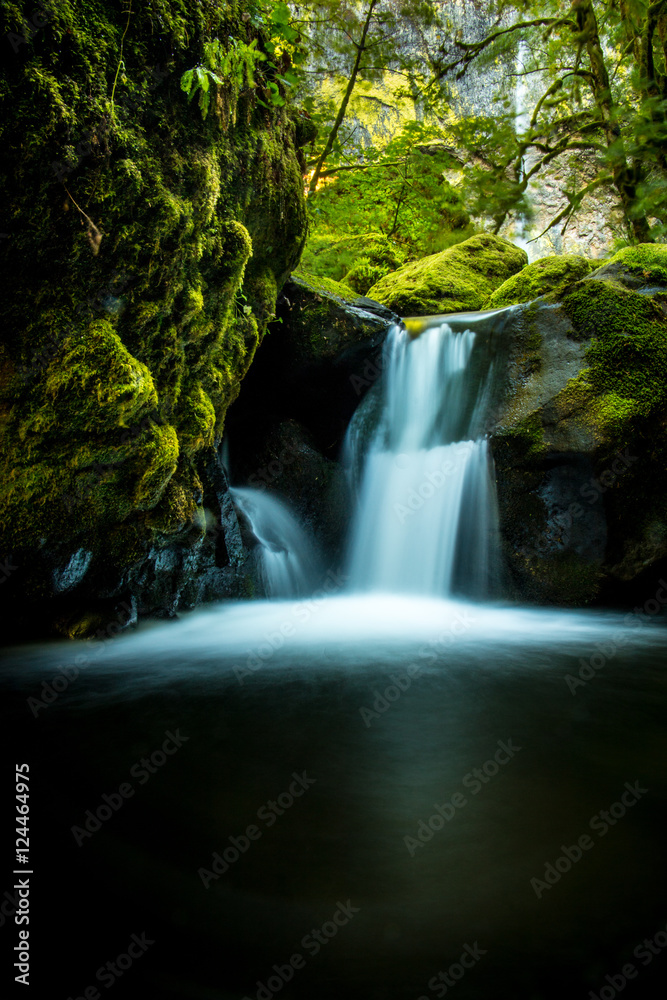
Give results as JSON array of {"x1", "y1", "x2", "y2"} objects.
[
  {"x1": 231, "y1": 486, "x2": 322, "y2": 598},
  {"x1": 4, "y1": 594, "x2": 667, "y2": 999},
  {"x1": 346, "y1": 322, "x2": 498, "y2": 598}
]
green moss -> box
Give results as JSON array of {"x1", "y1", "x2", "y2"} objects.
[
  {"x1": 366, "y1": 234, "x2": 528, "y2": 317},
  {"x1": 557, "y1": 279, "x2": 667, "y2": 436},
  {"x1": 133, "y1": 424, "x2": 179, "y2": 509},
  {"x1": 0, "y1": 0, "x2": 307, "y2": 578},
  {"x1": 176, "y1": 383, "x2": 216, "y2": 456},
  {"x1": 41, "y1": 319, "x2": 157, "y2": 434},
  {"x1": 294, "y1": 271, "x2": 362, "y2": 307},
  {"x1": 595, "y1": 243, "x2": 667, "y2": 286},
  {"x1": 485, "y1": 255, "x2": 593, "y2": 309},
  {"x1": 499, "y1": 411, "x2": 545, "y2": 458}
]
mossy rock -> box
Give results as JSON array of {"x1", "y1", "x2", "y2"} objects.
[
  {"x1": 298, "y1": 232, "x2": 408, "y2": 295},
  {"x1": 366, "y1": 234, "x2": 528, "y2": 317},
  {"x1": 491, "y1": 267, "x2": 667, "y2": 606},
  {"x1": 556, "y1": 278, "x2": 667, "y2": 436},
  {"x1": 485, "y1": 255, "x2": 594, "y2": 309},
  {"x1": 0, "y1": 0, "x2": 307, "y2": 632},
  {"x1": 589, "y1": 242, "x2": 667, "y2": 290}
]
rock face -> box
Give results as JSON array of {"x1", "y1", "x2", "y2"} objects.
[
  {"x1": 367, "y1": 234, "x2": 527, "y2": 316},
  {"x1": 0, "y1": 0, "x2": 309, "y2": 638},
  {"x1": 489, "y1": 244, "x2": 667, "y2": 605},
  {"x1": 225, "y1": 273, "x2": 400, "y2": 562}
]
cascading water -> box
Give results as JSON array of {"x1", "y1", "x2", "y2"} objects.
[
  {"x1": 231, "y1": 486, "x2": 321, "y2": 598},
  {"x1": 345, "y1": 317, "x2": 499, "y2": 598}
]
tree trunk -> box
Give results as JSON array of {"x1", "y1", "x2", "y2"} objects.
[
  {"x1": 580, "y1": 1, "x2": 653, "y2": 241},
  {"x1": 307, "y1": 0, "x2": 379, "y2": 195}
]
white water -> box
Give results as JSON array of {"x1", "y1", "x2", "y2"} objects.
[
  {"x1": 231, "y1": 486, "x2": 321, "y2": 598},
  {"x1": 345, "y1": 320, "x2": 498, "y2": 598}
]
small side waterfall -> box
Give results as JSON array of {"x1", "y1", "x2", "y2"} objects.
[
  {"x1": 231, "y1": 487, "x2": 321, "y2": 598},
  {"x1": 345, "y1": 318, "x2": 499, "y2": 598}
]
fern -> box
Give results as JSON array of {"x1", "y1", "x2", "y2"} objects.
[{"x1": 180, "y1": 38, "x2": 266, "y2": 120}]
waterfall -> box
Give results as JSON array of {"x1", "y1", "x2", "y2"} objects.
[
  {"x1": 345, "y1": 318, "x2": 499, "y2": 599},
  {"x1": 231, "y1": 487, "x2": 321, "y2": 599}
]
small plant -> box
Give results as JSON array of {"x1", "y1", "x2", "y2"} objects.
[
  {"x1": 180, "y1": 3, "x2": 304, "y2": 120},
  {"x1": 181, "y1": 38, "x2": 265, "y2": 119}
]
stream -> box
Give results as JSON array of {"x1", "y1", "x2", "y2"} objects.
[{"x1": 3, "y1": 313, "x2": 667, "y2": 999}]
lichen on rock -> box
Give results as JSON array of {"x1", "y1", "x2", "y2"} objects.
[{"x1": 366, "y1": 233, "x2": 528, "y2": 317}]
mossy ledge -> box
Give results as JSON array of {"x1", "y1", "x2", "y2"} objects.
[{"x1": 0, "y1": 0, "x2": 308, "y2": 636}]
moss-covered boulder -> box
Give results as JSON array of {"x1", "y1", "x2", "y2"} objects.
[
  {"x1": 485, "y1": 254, "x2": 594, "y2": 309},
  {"x1": 366, "y1": 233, "x2": 528, "y2": 316},
  {"x1": 0, "y1": 0, "x2": 308, "y2": 637},
  {"x1": 490, "y1": 243, "x2": 667, "y2": 605}
]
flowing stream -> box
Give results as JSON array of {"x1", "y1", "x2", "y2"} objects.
[{"x1": 3, "y1": 310, "x2": 667, "y2": 1000}]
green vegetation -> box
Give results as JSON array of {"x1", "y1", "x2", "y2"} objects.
[
  {"x1": 0, "y1": 0, "x2": 307, "y2": 569},
  {"x1": 435, "y1": 0, "x2": 667, "y2": 242},
  {"x1": 301, "y1": 123, "x2": 474, "y2": 292},
  {"x1": 367, "y1": 234, "x2": 528, "y2": 316},
  {"x1": 557, "y1": 276, "x2": 667, "y2": 435},
  {"x1": 486, "y1": 255, "x2": 594, "y2": 309}
]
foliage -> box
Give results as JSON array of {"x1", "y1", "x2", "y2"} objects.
[
  {"x1": 433, "y1": 0, "x2": 667, "y2": 243},
  {"x1": 180, "y1": 2, "x2": 304, "y2": 118},
  {"x1": 292, "y1": 0, "x2": 444, "y2": 188},
  {"x1": 300, "y1": 120, "x2": 474, "y2": 289}
]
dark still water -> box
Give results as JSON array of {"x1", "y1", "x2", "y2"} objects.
[{"x1": 3, "y1": 593, "x2": 667, "y2": 1000}]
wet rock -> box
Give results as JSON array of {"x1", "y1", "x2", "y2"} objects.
[{"x1": 489, "y1": 245, "x2": 667, "y2": 604}]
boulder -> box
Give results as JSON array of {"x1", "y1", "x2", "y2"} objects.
[
  {"x1": 367, "y1": 233, "x2": 527, "y2": 316},
  {"x1": 489, "y1": 244, "x2": 667, "y2": 605},
  {"x1": 485, "y1": 254, "x2": 594, "y2": 309},
  {"x1": 299, "y1": 232, "x2": 408, "y2": 295}
]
